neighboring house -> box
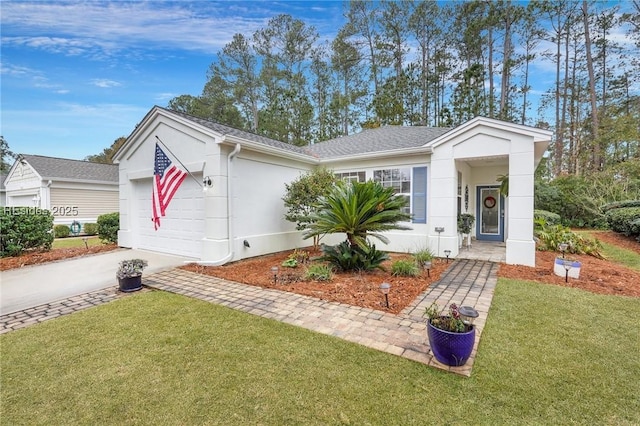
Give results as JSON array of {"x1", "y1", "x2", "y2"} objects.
[
  {"x1": 0, "y1": 173, "x2": 7, "y2": 206},
  {"x1": 115, "y1": 106, "x2": 551, "y2": 266},
  {"x1": 4, "y1": 155, "x2": 119, "y2": 227}
]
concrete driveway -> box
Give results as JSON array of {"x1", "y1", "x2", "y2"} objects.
[{"x1": 0, "y1": 249, "x2": 195, "y2": 315}]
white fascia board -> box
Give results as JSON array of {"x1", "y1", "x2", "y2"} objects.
[
  {"x1": 317, "y1": 146, "x2": 433, "y2": 165},
  {"x1": 221, "y1": 134, "x2": 319, "y2": 165},
  {"x1": 45, "y1": 178, "x2": 119, "y2": 186}
]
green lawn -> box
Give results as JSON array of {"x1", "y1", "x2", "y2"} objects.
[
  {"x1": 1, "y1": 280, "x2": 639, "y2": 425},
  {"x1": 580, "y1": 231, "x2": 640, "y2": 271},
  {"x1": 52, "y1": 236, "x2": 104, "y2": 249}
]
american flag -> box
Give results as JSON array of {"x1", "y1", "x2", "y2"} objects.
[{"x1": 152, "y1": 143, "x2": 187, "y2": 230}]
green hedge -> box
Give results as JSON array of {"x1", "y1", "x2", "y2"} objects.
[
  {"x1": 601, "y1": 200, "x2": 640, "y2": 212},
  {"x1": 0, "y1": 207, "x2": 54, "y2": 257},
  {"x1": 83, "y1": 223, "x2": 98, "y2": 236},
  {"x1": 97, "y1": 212, "x2": 119, "y2": 244},
  {"x1": 54, "y1": 224, "x2": 71, "y2": 238},
  {"x1": 534, "y1": 209, "x2": 561, "y2": 226},
  {"x1": 605, "y1": 207, "x2": 640, "y2": 241}
]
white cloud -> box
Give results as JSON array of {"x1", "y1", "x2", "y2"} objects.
[{"x1": 91, "y1": 79, "x2": 122, "y2": 88}]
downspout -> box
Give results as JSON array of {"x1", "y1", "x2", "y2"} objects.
[{"x1": 197, "y1": 142, "x2": 242, "y2": 266}]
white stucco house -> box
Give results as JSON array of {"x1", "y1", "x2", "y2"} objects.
[
  {"x1": 115, "y1": 106, "x2": 551, "y2": 266},
  {"x1": 4, "y1": 155, "x2": 119, "y2": 227}
]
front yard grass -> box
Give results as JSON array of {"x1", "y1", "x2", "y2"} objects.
[
  {"x1": 52, "y1": 236, "x2": 104, "y2": 249},
  {"x1": 1, "y1": 280, "x2": 638, "y2": 425}
]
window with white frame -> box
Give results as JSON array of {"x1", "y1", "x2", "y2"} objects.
[
  {"x1": 373, "y1": 168, "x2": 412, "y2": 216},
  {"x1": 335, "y1": 171, "x2": 366, "y2": 183}
]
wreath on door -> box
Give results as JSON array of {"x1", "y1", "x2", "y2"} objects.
[{"x1": 483, "y1": 196, "x2": 496, "y2": 209}]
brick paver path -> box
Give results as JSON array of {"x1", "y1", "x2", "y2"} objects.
[{"x1": 0, "y1": 259, "x2": 497, "y2": 377}]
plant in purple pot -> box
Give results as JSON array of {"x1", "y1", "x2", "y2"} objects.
[{"x1": 425, "y1": 302, "x2": 477, "y2": 367}]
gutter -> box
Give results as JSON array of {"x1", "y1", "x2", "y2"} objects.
[{"x1": 195, "y1": 141, "x2": 242, "y2": 266}]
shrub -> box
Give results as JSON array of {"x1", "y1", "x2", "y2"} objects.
[
  {"x1": 534, "y1": 209, "x2": 561, "y2": 227},
  {"x1": 0, "y1": 207, "x2": 54, "y2": 257},
  {"x1": 391, "y1": 259, "x2": 420, "y2": 277},
  {"x1": 281, "y1": 258, "x2": 298, "y2": 268},
  {"x1": 97, "y1": 212, "x2": 119, "y2": 244},
  {"x1": 54, "y1": 224, "x2": 70, "y2": 238},
  {"x1": 319, "y1": 240, "x2": 389, "y2": 272},
  {"x1": 413, "y1": 248, "x2": 434, "y2": 265},
  {"x1": 601, "y1": 200, "x2": 640, "y2": 213},
  {"x1": 83, "y1": 223, "x2": 98, "y2": 236},
  {"x1": 605, "y1": 206, "x2": 640, "y2": 241},
  {"x1": 304, "y1": 263, "x2": 333, "y2": 281},
  {"x1": 535, "y1": 223, "x2": 604, "y2": 258}
]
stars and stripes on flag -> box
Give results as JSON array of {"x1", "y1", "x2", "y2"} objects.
[{"x1": 152, "y1": 143, "x2": 187, "y2": 230}]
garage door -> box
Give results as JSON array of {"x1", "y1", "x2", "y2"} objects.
[{"x1": 134, "y1": 177, "x2": 204, "y2": 258}]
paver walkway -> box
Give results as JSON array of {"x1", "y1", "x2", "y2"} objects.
[{"x1": 2, "y1": 259, "x2": 497, "y2": 376}]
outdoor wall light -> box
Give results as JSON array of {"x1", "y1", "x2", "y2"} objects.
[
  {"x1": 444, "y1": 250, "x2": 451, "y2": 263},
  {"x1": 379, "y1": 282, "x2": 391, "y2": 308},
  {"x1": 563, "y1": 259, "x2": 573, "y2": 283},
  {"x1": 202, "y1": 176, "x2": 213, "y2": 192},
  {"x1": 558, "y1": 242, "x2": 569, "y2": 258},
  {"x1": 423, "y1": 260, "x2": 432, "y2": 277},
  {"x1": 271, "y1": 266, "x2": 279, "y2": 284},
  {"x1": 459, "y1": 306, "x2": 479, "y2": 326},
  {"x1": 243, "y1": 240, "x2": 250, "y2": 248}
]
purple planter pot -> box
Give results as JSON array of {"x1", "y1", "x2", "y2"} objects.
[{"x1": 427, "y1": 318, "x2": 475, "y2": 366}]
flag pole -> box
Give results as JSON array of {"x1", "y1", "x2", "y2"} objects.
[{"x1": 155, "y1": 135, "x2": 203, "y2": 188}]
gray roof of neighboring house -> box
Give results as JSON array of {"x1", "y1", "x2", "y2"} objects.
[
  {"x1": 21, "y1": 155, "x2": 119, "y2": 183},
  {"x1": 161, "y1": 107, "x2": 452, "y2": 160}
]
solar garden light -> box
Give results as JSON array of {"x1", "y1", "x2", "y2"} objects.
[
  {"x1": 459, "y1": 306, "x2": 479, "y2": 326},
  {"x1": 563, "y1": 260, "x2": 573, "y2": 283},
  {"x1": 271, "y1": 266, "x2": 279, "y2": 284},
  {"x1": 423, "y1": 260, "x2": 432, "y2": 277},
  {"x1": 379, "y1": 282, "x2": 391, "y2": 309},
  {"x1": 444, "y1": 250, "x2": 451, "y2": 263},
  {"x1": 558, "y1": 242, "x2": 569, "y2": 258},
  {"x1": 82, "y1": 237, "x2": 89, "y2": 249}
]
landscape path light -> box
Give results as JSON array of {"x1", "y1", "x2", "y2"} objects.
[
  {"x1": 444, "y1": 250, "x2": 451, "y2": 263},
  {"x1": 423, "y1": 260, "x2": 432, "y2": 277},
  {"x1": 559, "y1": 242, "x2": 569, "y2": 258},
  {"x1": 379, "y1": 282, "x2": 391, "y2": 309},
  {"x1": 271, "y1": 266, "x2": 279, "y2": 284},
  {"x1": 459, "y1": 306, "x2": 479, "y2": 326}
]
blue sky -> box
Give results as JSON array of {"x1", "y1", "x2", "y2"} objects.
[
  {"x1": 1, "y1": 1, "x2": 345, "y2": 159},
  {"x1": 1, "y1": 1, "x2": 636, "y2": 161}
]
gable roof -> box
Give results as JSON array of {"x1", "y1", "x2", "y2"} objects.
[
  {"x1": 20, "y1": 155, "x2": 118, "y2": 183},
  {"x1": 306, "y1": 126, "x2": 452, "y2": 159},
  {"x1": 0, "y1": 173, "x2": 7, "y2": 191},
  {"x1": 154, "y1": 107, "x2": 452, "y2": 161}
]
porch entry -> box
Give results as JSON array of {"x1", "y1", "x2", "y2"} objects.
[{"x1": 476, "y1": 186, "x2": 504, "y2": 242}]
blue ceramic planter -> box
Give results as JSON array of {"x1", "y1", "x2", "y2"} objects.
[{"x1": 427, "y1": 318, "x2": 475, "y2": 366}]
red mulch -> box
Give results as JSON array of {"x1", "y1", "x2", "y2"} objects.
[{"x1": 2, "y1": 231, "x2": 637, "y2": 312}]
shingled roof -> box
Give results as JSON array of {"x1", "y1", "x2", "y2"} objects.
[
  {"x1": 306, "y1": 126, "x2": 452, "y2": 159},
  {"x1": 21, "y1": 155, "x2": 118, "y2": 183},
  {"x1": 160, "y1": 107, "x2": 452, "y2": 160}
]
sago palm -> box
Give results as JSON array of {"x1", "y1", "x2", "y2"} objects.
[{"x1": 304, "y1": 180, "x2": 412, "y2": 250}]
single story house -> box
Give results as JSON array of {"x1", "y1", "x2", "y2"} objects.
[
  {"x1": 115, "y1": 106, "x2": 551, "y2": 266},
  {"x1": 4, "y1": 155, "x2": 119, "y2": 227}
]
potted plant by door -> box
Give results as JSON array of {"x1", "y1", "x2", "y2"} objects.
[
  {"x1": 116, "y1": 259, "x2": 148, "y2": 292},
  {"x1": 425, "y1": 302, "x2": 476, "y2": 366}
]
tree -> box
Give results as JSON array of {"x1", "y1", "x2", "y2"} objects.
[
  {"x1": 303, "y1": 180, "x2": 411, "y2": 251},
  {"x1": 85, "y1": 137, "x2": 127, "y2": 164},
  {"x1": 1, "y1": 136, "x2": 16, "y2": 173},
  {"x1": 282, "y1": 168, "x2": 339, "y2": 248}
]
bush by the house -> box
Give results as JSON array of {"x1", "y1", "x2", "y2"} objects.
[
  {"x1": 534, "y1": 209, "x2": 561, "y2": 227},
  {"x1": 535, "y1": 222, "x2": 604, "y2": 258},
  {"x1": 83, "y1": 223, "x2": 98, "y2": 236},
  {"x1": 0, "y1": 207, "x2": 54, "y2": 257},
  {"x1": 97, "y1": 212, "x2": 119, "y2": 244},
  {"x1": 304, "y1": 263, "x2": 333, "y2": 282},
  {"x1": 54, "y1": 224, "x2": 71, "y2": 238},
  {"x1": 605, "y1": 206, "x2": 640, "y2": 242},
  {"x1": 319, "y1": 241, "x2": 389, "y2": 272},
  {"x1": 391, "y1": 259, "x2": 420, "y2": 277}
]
